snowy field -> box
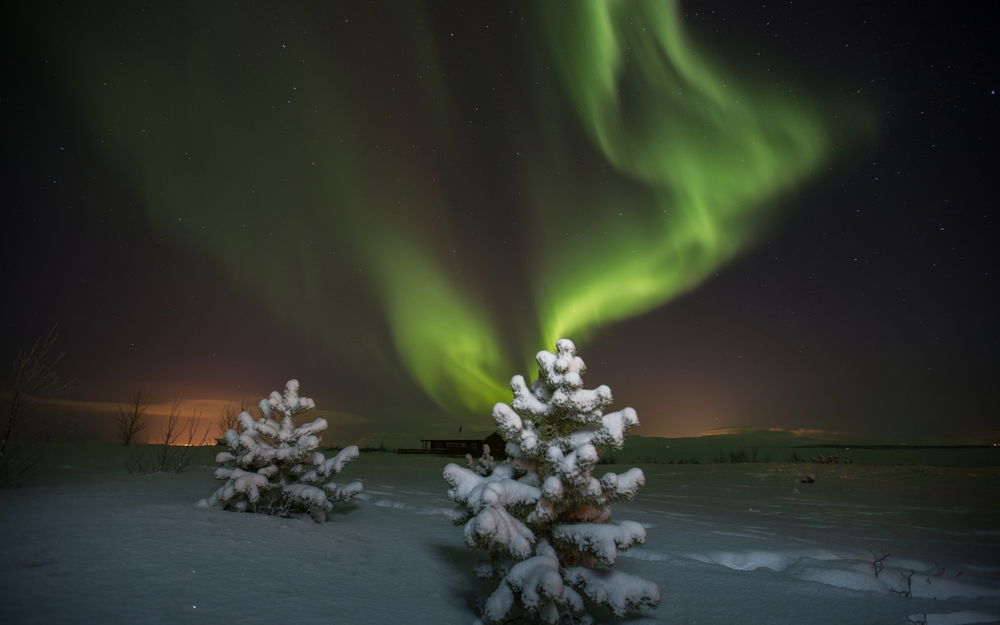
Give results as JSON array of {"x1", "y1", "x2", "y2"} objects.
[{"x1": 2, "y1": 446, "x2": 999, "y2": 625}]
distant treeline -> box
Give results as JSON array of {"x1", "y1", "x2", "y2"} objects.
[{"x1": 792, "y1": 444, "x2": 995, "y2": 450}]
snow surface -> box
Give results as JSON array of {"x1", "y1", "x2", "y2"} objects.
[{"x1": 1, "y1": 445, "x2": 999, "y2": 624}]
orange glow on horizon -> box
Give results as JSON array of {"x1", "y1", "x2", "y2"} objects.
[{"x1": 38, "y1": 394, "x2": 372, "y2": 444}]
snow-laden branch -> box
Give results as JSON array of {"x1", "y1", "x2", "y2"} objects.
[
  {"x1": 445, "y1": 462, "x2": 541, "y2": 558},
  {"x1": 552, "y1": 520, "x2": 646, "y2": 565},
  {"x1": 563, "y1": 567, "x2": 661, "y2": 618}
]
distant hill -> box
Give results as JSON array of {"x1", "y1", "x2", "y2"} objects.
[
  {"x1": 619, "y1": 429, "x2": 833, "y2": 460},
  {"x1": 616, "y1": 431, "x2": 1000, "y2": 466},
  {"x1": 345, "y1": 428, "x2": 1000, "y2": 467}
]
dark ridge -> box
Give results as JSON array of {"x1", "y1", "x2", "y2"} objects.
[{"x1": 792, "y1": 444, "x2": 997, "y2": 450}]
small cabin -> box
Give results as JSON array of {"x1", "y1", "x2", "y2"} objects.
[
  {"x1": 397, "y1": 432, "x2": 506, "y2": 459},
  {"x1": 419, "y1": 438, "x2": 485, "y2": 456}
]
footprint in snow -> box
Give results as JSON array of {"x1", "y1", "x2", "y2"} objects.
[
  {"x1": 620, "y1": 547, "x2": 672, "y2": 561},
  {"x1": 373, "y1": 499, "x2": 414, "y2": 511}
]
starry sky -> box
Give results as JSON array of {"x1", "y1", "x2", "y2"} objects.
[{"x1": 2, "y1": 1, "x2": 996, "y2": 444}]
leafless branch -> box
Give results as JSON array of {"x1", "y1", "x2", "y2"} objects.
[
  {"x1": 891, "y1": 570, "x2": 914, "y2": 598},
  {"x1": 114, "y1": 389, "x2": 149, "y2": 446},
  {"x1": 216, "y1": 400, "x2": 247, "y2": 439},
  {"x1": 127, "y1": 399, "x2": 208, "y2": 474},
  {"x1": 870, "y1": 551, "x2": 890, "y2": 578},
  {"x1": 158, "y1": 399, "x2": 183, "y2": 468},
  {"x1": 1, "y1": 326, "x2": 69, "y2": 485}
]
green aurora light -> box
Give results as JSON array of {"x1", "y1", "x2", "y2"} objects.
[
  {"x1": 30, "y1": 1, "x2": 864, "y2": 417},
  {"x1": 531, "y1": 0, "x2": 835, "y2": 347}
]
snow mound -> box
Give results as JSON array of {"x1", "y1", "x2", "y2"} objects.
[
  {"x1": 907, "y1": 611, "x2": 1000, "y2": 625},
  {"x1": 687, "y1": 548, "x2": 1000, "y2": 601}
]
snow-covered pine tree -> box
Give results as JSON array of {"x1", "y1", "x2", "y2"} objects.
[
  {"x1": 200, "y1": 379, "x2": 362, "y2": 522},
  {"x1": 443, "y1": 339, "x2": 660, "y2": 624}
]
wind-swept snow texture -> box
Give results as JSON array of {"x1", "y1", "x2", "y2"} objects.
[
  {"x1": 444, "y1": 339, "x2": 661, "y2": 624},
  {"x1": 1, "y1": 448, "x2": 999, "y2": 623},
  {"x1": 200, "y1": 379, "x2": 362, "y2": 522}
]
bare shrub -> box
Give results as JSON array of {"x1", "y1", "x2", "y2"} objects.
[
  {"x1": 216, "y1": 400, "x2": 247, "y2": 440},
  {"x1": 114, "y1": 390, "x2": 149, "y2": 446},
  {"x1": 891, "y1": 570, "x2": 914, "y2": 598},
  {"x1": 1, "y1": 327, "x2": 69, "y2": 486},
  {"x1": 126, "y1": 399, "x2": 208, "y2": 474},
  {"x1": 871, "y1": 551, "x2": 890, "y2": 578}
]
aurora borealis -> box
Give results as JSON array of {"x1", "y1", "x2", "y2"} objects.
[
  {"x1": 3, "y1": 1, "x2": 996, "y2": 443},
  {"x1": 532, "y1": 1, "x2": 842, "y2": 348}
]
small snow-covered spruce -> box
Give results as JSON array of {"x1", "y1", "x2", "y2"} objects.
[
  {"x1": 199, "y1": 379, "x2": 362, "y2": 522},
  {"x1": 466, "y1": 444, "x2": 496, "y2": 476},
  {"x1": 443, "y1": 339, "x2": 660, "y2": 624}
]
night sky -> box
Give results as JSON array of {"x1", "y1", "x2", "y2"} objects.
[{"x1": 3, "y1": 1, "x2": 996, "y2": 444}]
